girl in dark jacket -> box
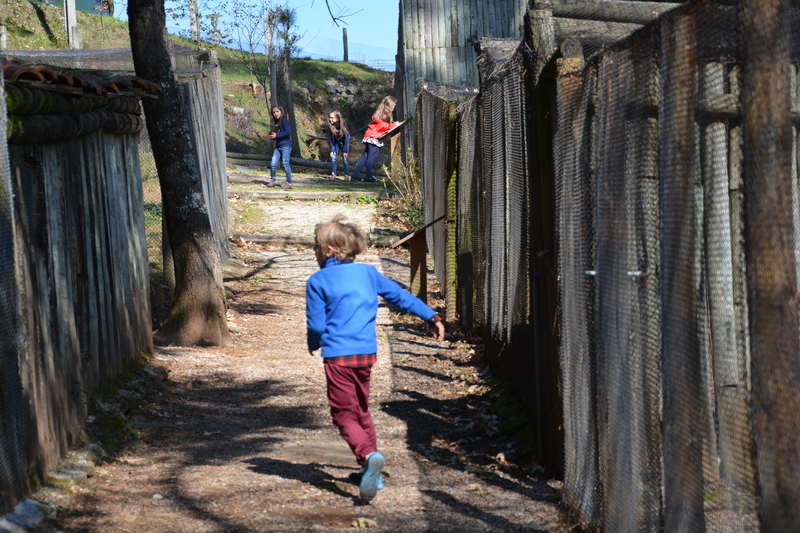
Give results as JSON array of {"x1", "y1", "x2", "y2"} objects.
[
  {"x1": 328, "y1": 110, "x2": 351, "y2": 181},
  {"x1": 268, "y1": 105, "x2": 293, "y2": 189}
]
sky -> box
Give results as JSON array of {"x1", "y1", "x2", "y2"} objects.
[
  {"x1": 292, "y1": 1, "x2": 399, "y2": 67},
  {"x1": 113, "y1": 0, "x2": 399, "y2": 70}
]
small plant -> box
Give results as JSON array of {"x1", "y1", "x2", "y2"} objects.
[
  {"x1": 356, "y1": 195, "x2": 378, "y2": 204},
  {"x1": 382, "y1": 150, "x2": 425, "y2": 230},
  {"x1": 336, "y1": 97, "x2": 351, "y2": 110}
]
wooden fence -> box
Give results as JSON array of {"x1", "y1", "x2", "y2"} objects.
[
  {"x1": 0, "y1": 61, "x2": 154, "y2": 513},
  {"x1": 414, "y1": 0, "x2": 800, "y2": 529}
]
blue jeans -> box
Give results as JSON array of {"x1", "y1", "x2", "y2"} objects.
[
  {"x1": 271, "y1": 146, "x2": 292, "y2": 183},
  {"x1": 331, "y1": 141, "x2": 349, "y2": 176},
  {"x1": 352, "y1": 143, "x2": 380, "y2": 180}
]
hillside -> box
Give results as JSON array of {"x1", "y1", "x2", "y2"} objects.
[{"x1": 0, "y1": 0, "x2": 396, "y2": 160}]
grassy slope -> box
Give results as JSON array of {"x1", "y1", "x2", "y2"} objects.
[{"x1": 1, "y1": 0, "x2": 394, "y2": 160}]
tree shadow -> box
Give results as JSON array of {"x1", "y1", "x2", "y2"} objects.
[
  {"x1": 27, "y1": 1, "x2": 58, "y2": 44},
  {"x1": 131, "y1": 376, "x2": 319, "y2": 464},
  {"x1": 381, "y1": 387, "x2": 562, "y2": 518},
  {"x1": 422, "y1": 489, "x2": 549, "y2": 532}
]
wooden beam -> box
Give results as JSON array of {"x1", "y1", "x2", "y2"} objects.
[
  {"x1": 534, "y1": 0, "x2": 680, "y2": 25},
  {"x1": 553, "y1": 17, "x2": 643, "y2": 44},
  {"x1": 740, "y1": 0, "x2": 800, "y2": 529}
]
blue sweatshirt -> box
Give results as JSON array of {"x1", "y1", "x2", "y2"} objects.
[
  {"x1": 273, "y1": 117, "x2": 292, "y2": 149},
  {"x1": 306, "y1": 257, "x2": 437, "y2": 357}
]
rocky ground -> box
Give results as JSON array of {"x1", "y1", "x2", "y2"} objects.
[{"x1": 19, "y1": 184, "x2": 575, "y2": 533}]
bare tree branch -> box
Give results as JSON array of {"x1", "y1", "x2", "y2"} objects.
[{"x1": 309, "y1": 0, "x2": 360, "y2": 27}]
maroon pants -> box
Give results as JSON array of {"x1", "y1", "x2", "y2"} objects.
[{"x1": 324, "y1": 363, "x2": 377, "y2": 466}]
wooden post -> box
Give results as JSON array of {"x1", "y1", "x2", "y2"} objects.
[
  {"x1": 528, "y1": 9, "x2": 555, "y2": 78},
  {"x1": 739, "y1": 1, "x2": 800, "y2": 529},
  {"x1": 390, "y1": 132, "x2": 401, "y2": 178},
  {"x1": 700, "y1": 60, "x2": 755, "y2": 494},
  {"x1": 659, "y1": 11, "x2": 706, "y2": 531},
  {"x1": 408, "y1": 232, "x2": 427, "y2": 302},
  {"x1": 269, "y1": 60, "x2": 277, "y2": 109},
  {"x1": 555, "y1": 52, "x2": 601, "y2": 527},
  {"x1": 390, "y1": 215, "x2": 446, "y2": 302},
  {"x1": 64, "y1": 0, "x2": 81, "y2": 49},
  {"x1": 343, "y1": 28, "x2": 349, "y2": 63},
  {"x1": 444, "y1": 101, "x2": 457, "y2": 322}
]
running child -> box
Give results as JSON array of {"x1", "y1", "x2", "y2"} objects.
[{"x1": 306, "y1": 217, "x2": 445, "y2": 501}]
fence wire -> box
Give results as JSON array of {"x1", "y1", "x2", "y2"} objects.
[{"x1": 417, "y1": 0, "x2": 800, "y2": 530}]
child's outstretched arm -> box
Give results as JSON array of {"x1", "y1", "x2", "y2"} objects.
[{"x1": 374, "y1": 272, "x2": 446, "y2": 342}]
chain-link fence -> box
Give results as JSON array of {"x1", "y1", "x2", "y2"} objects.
[{"x1": 417, "y1": 0, "x2": 800, "y2": 529}]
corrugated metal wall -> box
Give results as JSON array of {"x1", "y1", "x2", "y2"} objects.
[{"x1": 397, "y1": 0, "x2": 530, "y2": 152}]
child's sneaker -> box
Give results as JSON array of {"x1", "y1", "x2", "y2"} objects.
[
  {"x1": 266, "y1": 180, "x2": 278, "y2": 187},
  {"x1": 343, "y1": 175, "x2": 351, "y2": 181},
  {"x1": 329, "y1": 173, "x2": 339, "y2": 180},
  {"x1": 359, "y1": 452, "x2": 384, "y2": 501},
  {"x1": 281, "y1": 182, "x2": 293, "y2": 189}
]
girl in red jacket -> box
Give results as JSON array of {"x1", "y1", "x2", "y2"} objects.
[{"x1": 352, "y1": 96, "x2": 399, "y2": 182}]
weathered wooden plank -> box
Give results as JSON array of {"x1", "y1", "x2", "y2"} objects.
[
  {"x1": 529, "y1": 9, "x2": 556, "y2": 77},
  {"x1": 424, "y1": 0, "x2": 433, "y2": 48},
  {"x1": 534, "y1": 0, "x2": 680, "y2": 25},
  {"x1": 658, "y1": 10, "x2": 706, "y2": 531},
  {"x1": 481, "y1": 2, "x2": 500, "y2": 37},
  {"x1": 740, "y1": 0, "x2": 800, "y2": 528},
  {"x1": 431, "y1": 0, "x2": 441, "y2": 48},
  {"x1": 458, "y1": 0, "x2": 468, "y2": 50},
  {"x1": 701, "y1": 61, "x2": 755, "y2": 493},
  {"x1": 553, "y1": 17, "x2": 643, "y2": 44}
]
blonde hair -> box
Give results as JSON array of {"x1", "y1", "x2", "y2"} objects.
[
  {"x1": 373, "y1": 96, "x2": 397, "y2": 122},
  {"x1": 314, "y1": 216, "x2": 367, "y2": 262}
]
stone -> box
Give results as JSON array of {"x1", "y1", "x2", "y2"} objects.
[
  {"x1": 117, "y1": 389, "x2": 142, "y2": 401},
  {"x1": 0, "y1": 518, "x2": 26, "y2": 533},
  {"x1": 5, "y1": 498, "x2": 45, "y2": 528},
  {"x1": 75, "y1": 443, "x2": 107, "y2": 463},
  {"x1": 352, "y1": 517, "x2": 377, "y2": 528},
  {"x1": 144, "y1": 364, "x2": 168, "y2": 382}
]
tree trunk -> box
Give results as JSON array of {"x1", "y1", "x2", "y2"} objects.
[
  {"x1": 128, "y1": 0, "x2": 230, "y2": 347},
  {"x1": 277, "y1": 58, "x2": 301, "y2": 156}
]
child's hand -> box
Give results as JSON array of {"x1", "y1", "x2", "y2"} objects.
[
  {"x1": 430, "y1": 320, "x2": 445, "y2": 342},
  {"x1": 330, "y1": 151, "x2": 334, "y2": 157}
]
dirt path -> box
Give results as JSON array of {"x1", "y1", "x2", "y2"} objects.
[{"x1": 32, "y1": 202, "x2": 571, "y2": 533}]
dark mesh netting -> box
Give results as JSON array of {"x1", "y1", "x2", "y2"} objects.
[
  {"x1": 0, "y1": 57, "x2": 27, "y2": 515},
  {"x1": 415, "y1": 0, "x2": 800, "y2": 529}
]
